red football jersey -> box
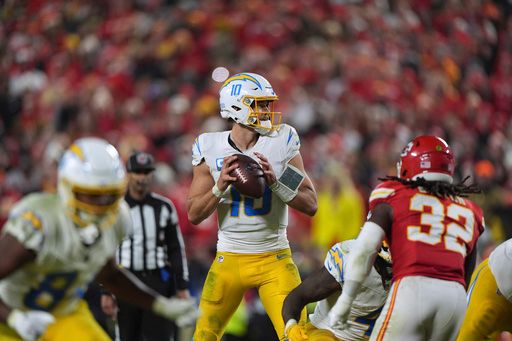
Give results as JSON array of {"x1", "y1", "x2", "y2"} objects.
[{"x1": 369, "y1": 180, "x2": 485, "y2": 286}]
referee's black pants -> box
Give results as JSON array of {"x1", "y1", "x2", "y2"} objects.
[{"x1": 117, "y1": 269, "x2": 176, "y2": 341}]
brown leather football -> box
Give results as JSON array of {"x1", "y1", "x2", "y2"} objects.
[{"x1": 229, "y1": 154, "x2": 266, "y2": 198}]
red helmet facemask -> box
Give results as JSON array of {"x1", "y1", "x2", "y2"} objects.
[{"x1": 397, "y1": 135, "x2": 455, "y2": 183}]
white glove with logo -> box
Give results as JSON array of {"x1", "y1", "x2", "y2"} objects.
[
  {"x1": 152, "y1": 296, "x2": 198, "y2": 326},
  {"x1": 7, "y1": 309, "x2": 56, "y2": 341}
]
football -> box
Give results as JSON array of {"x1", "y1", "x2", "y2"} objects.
[{"x1": 229, "y1": 154, "x2": 266, "y2": 198}]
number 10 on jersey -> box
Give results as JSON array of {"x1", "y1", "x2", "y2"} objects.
[{"x1": 230, "y1": 186, "x2": 272, "y2": 217}]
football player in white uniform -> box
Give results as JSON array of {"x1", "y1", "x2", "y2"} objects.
[
  {"x1": 187, "y1": 72, "x2": 318, "y2": 341},
  {"x1": 282, "y1": 240, "x2": 391, "y2": 341},
  {"x1": 0, "y1": 138, "x2": 196, "y2": 341}
]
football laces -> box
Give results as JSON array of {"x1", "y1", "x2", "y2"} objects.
[{"x1": 234, "y1": 168, "x2": 248, "y2": 183}]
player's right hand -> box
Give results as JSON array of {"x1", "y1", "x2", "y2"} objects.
[
  {"x1": 217, "y1": 155, "x2": 239, "y2": 191},
  {"x1": 7, "y1": 309, "x2": 56, "y2": 341},
  {"x1": 152, "y1": 296, "x2": 197, "y2": 322},
  {"x1": 100, "y1": 293, "x2": 118, "y2": 318},
  {"x1": 285, "y1": 319, "x2": 308, "y2": 341},
  {"x1": 328, "y1": 294, "x2": 351, "y2": 330}
]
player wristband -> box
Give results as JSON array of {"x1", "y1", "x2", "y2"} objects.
[
  {"x1": 284, "y1": 318, "x2": 298, "y2": 336},
  {"x1": 269, "y1": 164, "x2": 305, "y2": 203},
  {"x1": 211, "y1": 184, "x2": 226, "y2": 198}
]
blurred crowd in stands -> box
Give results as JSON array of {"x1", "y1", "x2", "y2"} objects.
[{"x1": 1, "y1": 0, "x2": 512, "y2": 337}]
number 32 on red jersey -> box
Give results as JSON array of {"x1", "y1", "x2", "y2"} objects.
[{"x1": 408, "y1": 193, "x2": 475, "y2": 257}]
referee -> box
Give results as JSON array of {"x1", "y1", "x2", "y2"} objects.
[{"x1": 102, "y1": 151, "x2": 190, "y2": 341}]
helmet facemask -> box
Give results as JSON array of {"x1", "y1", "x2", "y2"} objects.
[
  {"x1": 244, "y1": 97, "x2": 282, "y2": 136},
  {"x1": 59, "y1": 179, "x2": 126, "y2": 230}
]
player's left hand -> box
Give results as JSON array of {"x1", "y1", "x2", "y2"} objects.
[
  {"x1": 328, "y1": 294, "x2": 352, "y2": 330},
  {"x1": 7, "y1": 309, "x2": 56, "y2": 341},
  {"x1": 254, "y1": 152, "x2": 276, "y2": 185},
  {"x1": 285, "y1": 325, "x2": 308, "y2": 341},
  {"x1": 176, "y1": 289, "x2": 190, "y2": 299},
  {"x1": 152, "y1": 296, "x2": 197, "y2": 322},
  {"x1": 175, "y1": 307, "x2": 199, "y2": 327},
  {"x1": 284, "y1": 319, "x2": 308, "y2": 341}
]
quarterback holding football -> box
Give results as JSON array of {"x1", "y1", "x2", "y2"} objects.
[{"x1": 187, "y1": 72, "x2": 318, "y2": 341}]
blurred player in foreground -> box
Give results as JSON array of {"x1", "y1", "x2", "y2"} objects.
[
  {"x1": 0, "y1": 137, "x2": 196, "y2": 341},
  {"x1": 187, "y1": 72, "x2": 317, "y2": 340},
  {"x1": 329, "y1": 135, "x2": 484, "y2": 341},
  {"x1": 282, "y1": 240, "x2": 391, "y2": 341},
  {"x1": 456, "y1": 237, "x2": 512, "y2": 340}
]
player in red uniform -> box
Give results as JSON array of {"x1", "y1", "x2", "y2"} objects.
[{"x1": 328, "y1": 135, "x2": 484, "y2": 341}]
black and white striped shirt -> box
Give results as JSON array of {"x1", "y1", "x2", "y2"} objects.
[{"x1": 117, "y1": 192, "x2": 189, "y2": 289}]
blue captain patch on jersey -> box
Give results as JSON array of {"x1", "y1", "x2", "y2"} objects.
[{"x1": 216, "y1": 158, "x2": 224, "y2": 171}]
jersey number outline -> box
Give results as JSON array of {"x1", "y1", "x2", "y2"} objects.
[
  {"x1": 407, "y1": 193, "x2": 475, "y2": 256},
  {"x1": 24, "y1": 271, "x2": 78, "y2": 311},
  {"x1": 230, "y1": 186, "x2": 271, "y2": 217}
]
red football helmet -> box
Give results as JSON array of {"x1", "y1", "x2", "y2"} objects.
[{"x1": 397, "y1": 135, "x2": 455, "y2": 183}]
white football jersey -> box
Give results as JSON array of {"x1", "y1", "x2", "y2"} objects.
[
  {"x1": 309, "y1": 240, "x2": 389, "y2": 341},
  {"x1": 0, "y1": 193, "x2": 131, "y2": 316},
  {"x1": 489, "y1": 238, "x2": 512, "y2": 302},
  {"x1": 192, "y1": 124, "x2": 300, "y2": 253}
]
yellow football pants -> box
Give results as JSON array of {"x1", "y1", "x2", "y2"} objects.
[
  {"x1": 457, "y1": 259, "x2": 512, "y2": 341},
  {"x1": 193, "y1": 248, "x2": 306, "y2": 341},
  {"x1": 305, "y1": 322, "x2": 339, "y2": 341},
  {"x1": 0, "y1": 300, "x2": 110, "y2": 341}
]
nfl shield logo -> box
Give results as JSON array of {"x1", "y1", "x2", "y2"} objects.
[{"x1": 216, "y1": 158, "x2": 224, "y2": 171}]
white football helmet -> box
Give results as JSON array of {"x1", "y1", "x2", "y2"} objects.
[
  {"x1": 219, "y1": 72, "x2": 281, "y2": 135},
  {"x1": 58, "y1": 137, "x2": 126, "y2": 229}
]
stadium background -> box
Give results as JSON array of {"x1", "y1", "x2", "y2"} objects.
[{"x1": 1, "y1": 0, "x2": 511, "y2": 339}]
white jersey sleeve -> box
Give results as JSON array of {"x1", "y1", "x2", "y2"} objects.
[
  {"x1": 324, "y1": 241, "x2": 349, "y2": 284},
  {"x1": 3, "y1": 195, "x2": 46, "y2": 252},
  {"x1": 283, "y1": 125, "x2": 300, "y2": 163},
  {"x1": 192, "y1": 135, "x2": 206, "y2": 167},
  {"x1": 489, "y1": 238, "x2": 512, "y2": 302},
  {"x1": 310, "y1": 240, "x2": 389, "y2": 341}
]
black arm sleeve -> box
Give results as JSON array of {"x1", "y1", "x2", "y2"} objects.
[
  {"x1": 165, "y1": 203, "x2": 189, "y2": 290},
  {"x1": 464, "y1": 245, "x2": 477, "y2": 289}
]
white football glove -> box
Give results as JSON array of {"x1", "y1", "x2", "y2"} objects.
[
  {"x1": 328, "y1": 294, "x2": 353, "y2": 330},
  {"x1": 7, "y1": 309, "x2": 56, "y2": 341},
  {"x1": 175, "y1": 307, "x2": 199, "y2": 328},
  {"x1": 152, "y1": 296, "x2": 197, "y2": 324}
]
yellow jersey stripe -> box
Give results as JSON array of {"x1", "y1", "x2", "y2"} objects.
[{"x1": 370, "y1": 188, "x2": 395, "y2": 202}]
